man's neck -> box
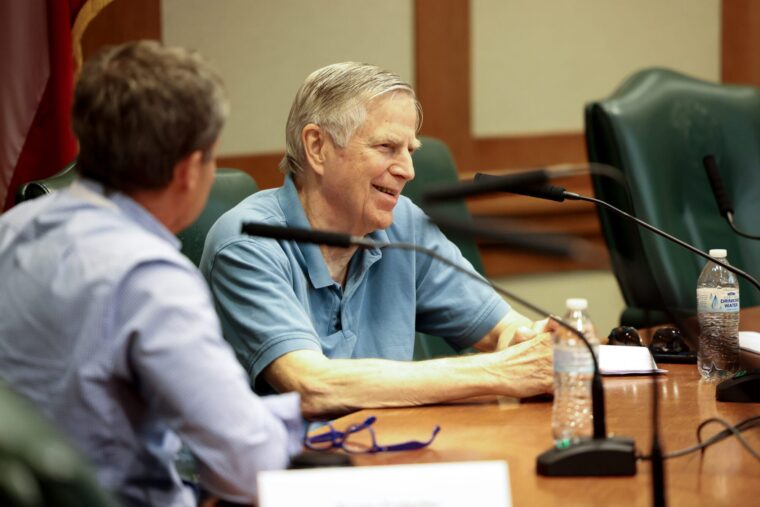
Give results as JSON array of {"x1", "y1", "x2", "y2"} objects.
[
  {"x1": 320, "y1": 244, "x2": 357, "y2": 286},
  {"x1": 296, "y1": 176, "x2": 360, "y2": 286},
  {"x1": 128, "y1": 188, "x2": 184, "y2": 234}
]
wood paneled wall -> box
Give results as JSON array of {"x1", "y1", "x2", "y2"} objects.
[
  {"x1": 78, "y1": 0, "x2": 760, "y2": 277},
  {"x1": 80, "y1": 0, "x2": 160, "y2": 61},
  {"x1": 722, "y1": 0, "x2": 760, "y2": 86}
]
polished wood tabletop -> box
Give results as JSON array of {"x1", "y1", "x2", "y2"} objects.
[{"x1": 332, "y1": 312, "x2": 760, "y2": 506}]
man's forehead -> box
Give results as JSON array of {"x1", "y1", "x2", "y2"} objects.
[{"x1": 359, "y1": 96, "x2": 420, "y2": 142}]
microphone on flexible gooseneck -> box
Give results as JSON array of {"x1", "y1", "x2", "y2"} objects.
[
  {"x1": 240, "y1": 222, "x2": 376, "y2": 248},
  {"x1": 702, "y1": 155, "x2": 760, "y2": 240},
  {"x1": 240, "y1": 223, "x2": 577, "y2": 314},
  {"x1": 463, "y1": 170, "x2": 760, "y2": 505},
  {"x1": 467, "y1": 173, "x2": 760, "y2": 295},
  {"x1": 240, "y1": 220, "x2": 637, "y2": 478}
]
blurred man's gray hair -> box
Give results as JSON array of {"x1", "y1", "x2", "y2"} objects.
[{"x1": 279, "y1": 62, "x2": 422, "y2": 176}]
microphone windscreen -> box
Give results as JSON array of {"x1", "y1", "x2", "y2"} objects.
[
  {"x1": 422, "y1": 170, "x2": 549, "y2": 203},
  {"x1": 474, "y1": 173, "x2": 568, "y2": 202},
  {"x1": 241, "y1": 222, "x2": 353, "y2": 248},
  {"x1": 703, "y1": 155, "x2": 734, "y2": 218}
]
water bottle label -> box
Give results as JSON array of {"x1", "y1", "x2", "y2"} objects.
[
  {"x1": 697, "y1": 287, "x2": 739, "y2": 313},
  {"x1": 553, "y1": 346, "x2": 594, "y2": 374}
]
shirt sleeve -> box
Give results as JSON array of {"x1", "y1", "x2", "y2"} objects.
[
  {"x1": 407, "y1": 204, "x2": 511, "y2": 349},
  {"x1": 112, "y1": 260, "x2": 303, "y2": 503},
  {"x1": 204, "y1": 237, "x2": 323, "y2": 388}
]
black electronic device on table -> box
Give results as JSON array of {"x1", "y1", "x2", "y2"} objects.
[
  {"x1": 608, "y1": 325, "x2": 697, "y2": 364},
  {"x1": 651, "y1": 351, "x2": 697, "y2": 364},
  {"x1": 649, "y1": 327, "x2": 697, "y2": 364},
  {"x1": 716, "y1": 368, "x2": 760, "y2": 403}
]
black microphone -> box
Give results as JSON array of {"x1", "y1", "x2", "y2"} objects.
[
  {"x1": 471, "y1": 172, "x2": 569, "y2": 202},
  {"x1": 703, "y1": 155, "x2": 734, "y2": 219},
  {"x1": 439, "y1": 176, "x2": 658, "y2": 494},
  {"x1": 703, "y1": 154, "x2": 760, "y2": 241},
  {"x1": 240, "y1": 221, "x2": 637, "y2": 477},
  {"x1": 422, "y1": 169, "x2": 549, "y2": 203},
  {"x1": 242, "y1": 220, "x2": 594, "y2": 259},
  {"x1": 240, "y1": 222, "x2": 377, "y2": 249},
  {"x1": 471, "y1": 175, "x2": 760, "y2": 297},
  {"x1": 475, "y1": 174, "x2": 760, "y2": 502},
  {"x1": 421, "y1": 163, "x2": 626, "y2": 205}
]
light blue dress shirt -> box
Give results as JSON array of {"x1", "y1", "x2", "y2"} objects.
[
  {"x1": 201, "y1": 175, "x2": 510, "y2": 391},
  {"x1": 0, "y1": 180, "x2": 302, "y2": 506}
]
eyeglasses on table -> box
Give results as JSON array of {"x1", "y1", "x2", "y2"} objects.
[{"x1": 304, "y1": 415, "x2": 440, "y2": 454}]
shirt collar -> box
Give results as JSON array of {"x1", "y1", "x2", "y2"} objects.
[
  {"x1": 276, "y1": 175, "x2": 388, "y2": 289},
  {"x1": 73, "y1": 178, "x2": 181, "y2": 250}
]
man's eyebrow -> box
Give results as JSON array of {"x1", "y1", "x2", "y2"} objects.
[
  {"x1": 368, "y1": 134, "x2": 401, "y2": 144},
  {"x1": 367, "y1": 135, "x2": 422, "y2": 149}
]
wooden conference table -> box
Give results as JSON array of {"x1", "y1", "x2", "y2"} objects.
[{"x1": 331, "y1": 310, "x2": 760, "y2": 507}]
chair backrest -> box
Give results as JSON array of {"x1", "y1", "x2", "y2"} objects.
[
  {"x1": 404, "y1": 136, "x2": 485, "y2": 359},
  {"x1": 585, "y1": 68, "x2": 760, "y2": 328},
  {"x1": 405, "y1": 136, "x2": 485, "y2": 273},
  {"x1": 0, "y1": 382, "x2": 118, "y2": 507},
  {"x1": 177, "y1": 168, "x2": 258, "y2": 266},
  {"x1": 13, "y1": 164, "x2": 257, "y2": 267},
  {"x1": 15, "y1": 163, "x2": 77, "y2": 204}
]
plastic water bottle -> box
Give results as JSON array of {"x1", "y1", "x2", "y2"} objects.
[
  {"x1": 697, "y1": 249, "x2": 740, "y2": 380},
  {"x1": 552, "y1": 298, "x2": 599, "y2": 446}
]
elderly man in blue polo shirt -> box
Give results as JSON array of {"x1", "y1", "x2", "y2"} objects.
[{"x1": 201, "y1": 62, "x2": 554, "y2": 418}]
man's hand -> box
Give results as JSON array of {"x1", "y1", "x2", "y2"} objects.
[
  {"x1": 491, "y1": 330, "x2": 554, "y2": 398},
  {"x1": 497, "y1": 317, "x2": 558, "y2": 350}
]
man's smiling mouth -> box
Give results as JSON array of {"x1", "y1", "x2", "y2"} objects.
[{"x1": 373, "y1": 185, "x2": 398, "y2": 196}]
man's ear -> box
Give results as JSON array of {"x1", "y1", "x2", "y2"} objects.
[
  {"x1": 172, "y1": 150, "x2": 204, "y2": 190},
  {"x1": 302, "y1": 124, "x2": 329, "y2": 176}
]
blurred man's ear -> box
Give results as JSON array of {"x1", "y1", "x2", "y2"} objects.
[
  {"x1": 173, "y1": 150, "x2": 204, "y2": 190},
  {"x1": 302, "y1": 124, "x2": 328, "y2": 176}
]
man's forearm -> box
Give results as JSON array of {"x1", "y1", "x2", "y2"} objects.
[{"x1": 265, "y1": 336, "x2": 552, "y2": 418}]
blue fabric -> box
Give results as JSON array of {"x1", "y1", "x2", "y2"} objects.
[
  {"x1": 0, "y1": 180, "x2": 302, "y2": 507},
  {"x1": 201, "y1": 175, "x2": 509, "y2": 390}
]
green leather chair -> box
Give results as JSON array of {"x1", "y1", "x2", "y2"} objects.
[
  {"x1": 0, "y1": 382, "x2": 118, "y2": 507},
  {"x1": 585, "y1": 68, "x2": 760, "y2": 328},
  {"x1": 405, "y1": 136, "x2": 486, "y2": 359},
  {"x1": 14, "y1": 164, "x2": 257, "y2": 267},
  {"x1": 176, "y1": 169, "x2": 257, "y2": 266},
  {"x1": 14, "y1": 163, "x2": 77, "y2": 203}
]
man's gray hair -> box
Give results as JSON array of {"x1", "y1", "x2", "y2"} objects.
[
  {"x1": 279, "y1": 62, "x2": 422, "y2": 176},
  {"x1": 72, "y1": 40, "x2": 229, "y2": 193}
]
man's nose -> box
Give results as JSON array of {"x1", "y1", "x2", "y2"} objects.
[{"x1": 392, "y1": 151, "x2": 415, "y2": 181}]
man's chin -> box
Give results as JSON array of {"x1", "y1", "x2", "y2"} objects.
[{"x1": 365, "y1": 217, "x2": 393, "y2": 234}]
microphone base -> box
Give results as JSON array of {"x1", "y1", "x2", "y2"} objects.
[
  {"x1": 715, "y1": 368, "x2": 760, "y2": 403},
  {"x1": 536, "y1": 436, "x2": 637, "y2": 476}
]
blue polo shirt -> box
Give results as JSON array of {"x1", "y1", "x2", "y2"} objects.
[{"x1": 200, "y1": 176, "x2": 509, "y2": 390}]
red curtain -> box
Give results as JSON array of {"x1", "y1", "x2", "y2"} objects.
[{"x1": 1, "y1": 0, "x2": 85, "y2": 211}]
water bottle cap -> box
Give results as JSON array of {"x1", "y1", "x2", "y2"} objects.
[
  {"x1": 709, "y1": 249, "x2": 727, "y2": 258},
  {"x1": 565, "y1": 298, "x2": 588, "y2": 310}
]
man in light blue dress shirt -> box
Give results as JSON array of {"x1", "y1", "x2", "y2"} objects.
[
  {"x1": 202, "y1": 62, "x2": 556, "y2": 419},
  {"x1": 0, "y1": 41, "x2": 301, "y2": 506}
]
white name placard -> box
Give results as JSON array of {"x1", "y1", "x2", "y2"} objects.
[
  {"x1": 599, "y1": 344, "x2": 665, "y2": 375},
  {"x1": 257, "y1": 460, "x2": 511, "y2": 507}
]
